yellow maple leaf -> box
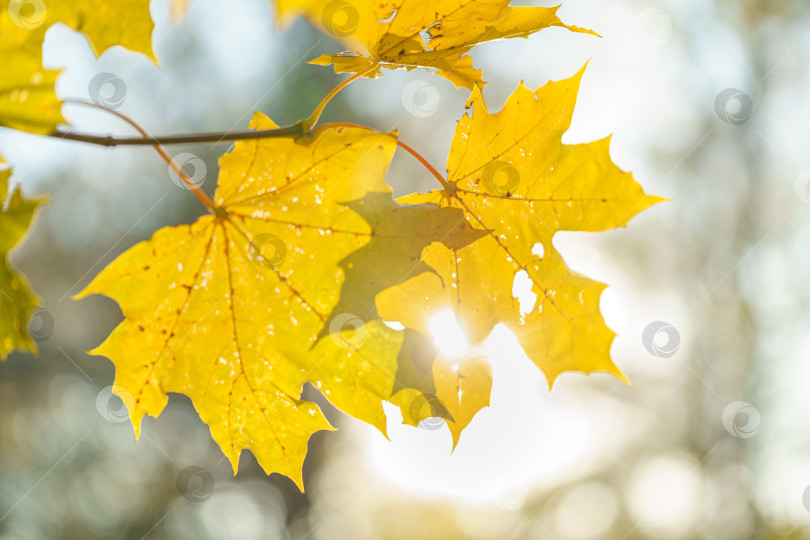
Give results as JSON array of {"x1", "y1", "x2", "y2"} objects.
[
  {"x1": 275, "y1": 0, "x2": 594, "y2": 89},
  {"x1": 390, "y1": 337, "x2": 492, "y2": 448},
  {"x1": 76, "y1": 115, "x2": 486, "y2": 487},
  {"x1": 433, "y1": 355, "x2": 491, "y2": 447},
  {"x1": 377, "y1": 66, "x2": 664, "y2": 386},
  {"x1": 0, "y1": 9, "x2": 63, "y2": 134},
  {"x1": 0, "y1": 0, "x2": 188, "y2": 133},
  {"x1": 45, "y1": 1, "x2": 155, "y2": 60},
  {"x1": 0, "y1": 155, "x2": 48, "y2": 359},
  {"x1": 312, "y1": 192, "x2": 487, "y2": 430}
]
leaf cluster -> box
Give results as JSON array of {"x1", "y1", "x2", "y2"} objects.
[{"x1": 0, "y1": 0, "x2": 659, "y2": 489}]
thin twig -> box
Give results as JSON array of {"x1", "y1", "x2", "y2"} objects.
[
  {"x1": 49, "y1": 124, "x2": 304, "y2": 147},
  {"x1": 48, "y1": 104, "x2": 449, "y2": 197},
  {"x1": 302, "y1": 66, "x2": 376, "y2": 132}
]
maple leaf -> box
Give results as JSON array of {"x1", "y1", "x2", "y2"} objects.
[
  {"x1": 0, "y1": 156, "x2": 47, "y2": 359},
  {"x1": 45, "y1": 2, "x2": 155, "y2": 60},
  {"x1": 433, "y1": 354, "x2": 491, "y2": 446},
  {"x1": 76, "y1": 115, "x2": 485, "y2": 487},
  {"x1": 377, "y1": 66, "x2": 663, "y2": 385},
  {"x1": 311, "y1": 191, "x2": 487, "y2": 429},
  {"x1": 0, "y1": 9, "x2": 63, "y2": 134},
  {"x1": 0, "y1": 0, "x2": 186, "y2": 133},
  {"x1": 388, "y1": 331, "x2": 492, "y2": 447},
  {"x1": 324, "y1": 191, "x2": 487, "y2": 329},
  {"x1": 275, "y1": 0, "x2": 594, "y2": 89}
]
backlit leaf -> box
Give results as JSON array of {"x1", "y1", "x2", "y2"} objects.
[
  {"x1": 0, "y1": 0, "x2": 187, "y2": 133},
  {"x1": 378, "y1": 66, "x2": 663, "y2": 385},
  {"x1": 275, "y1": 0, "x2": 594, "y2": 89},
  {"x1": 77, "y1": 115, "x2": 485, "y2": 487},
  {"x1": 389, "y1": 333, "x2": 492, "y2": 448},
  {"x1": 433, "y1": 354, "x2": 491, "y2": 447},
  {"x1": 0, "y1": 156, "x2": 47, "y2": 359},
  {"x1": 0, "y1": 9, "x2": 63, "y2": 134}
]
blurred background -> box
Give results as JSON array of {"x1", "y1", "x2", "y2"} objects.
[{"x1": 1, "y1": 0, "x2": 810, "y2": 537}]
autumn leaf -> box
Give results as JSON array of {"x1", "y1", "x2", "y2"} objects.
[
  {"x1": 0, "y1": 0, "x2": 186, "y2": 133},
  {"x1": 45, "y1": 2, "x2": 156, "y2": 60},
  {"x1": 433, "y1": 355, "x2": 491, "y2": 447},
  {"x1": 377, "y1": 66, "x2": 663, "y2": 386},
  {"x1": 0, "y1": 9, "x2": 63, "y2": 134},
  {"x1": 76, "y1": 114, "x2": 486, "y2": 487},
  {"x1": 388, "y1": 331, "x2": 492, "y2": 448},
  {"x1": 309, "y1": 191, "x2": 487, "y2": 430},
  {"x1": 323, "y1": 191, "x2": 487, "y2": 329},
  {"x1": 275, "y1": 0, "x2": 594, "y2": 89},
  {"x1": 0, "y1": 156, "x2": 48, "y2": 359}
]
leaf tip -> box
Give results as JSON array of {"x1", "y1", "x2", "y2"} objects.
[
  {"x1": 632, "y1": 194, "x2": 668, "y2": 222},
  {"x1": 570, "y1": 25, "x2": 601, "y2": 38},
  {"x1": 449, "y1": 432, "x2": 462, "y2": 453},
  {"x1": 464, "y1": 84, "x2": 486, "y2": 113},
  {"x1": 292, "y1": 475, "x2": 306, "y2": 493},
  {"x1": 70, "y1": 290, "x2": 88, "y2": 302},
  {"x1": 225, "y1": 450, "x2": 241, "y2": 477},
  {"x1": 307, "y1": 53, "x2": 335, "y2": 67},
  {"x1": 550, "y1": 4, "x2": 600, "y2": 38},
  {"x1": 608, "y1": 363, "x2": 633, "y2": 386}
]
